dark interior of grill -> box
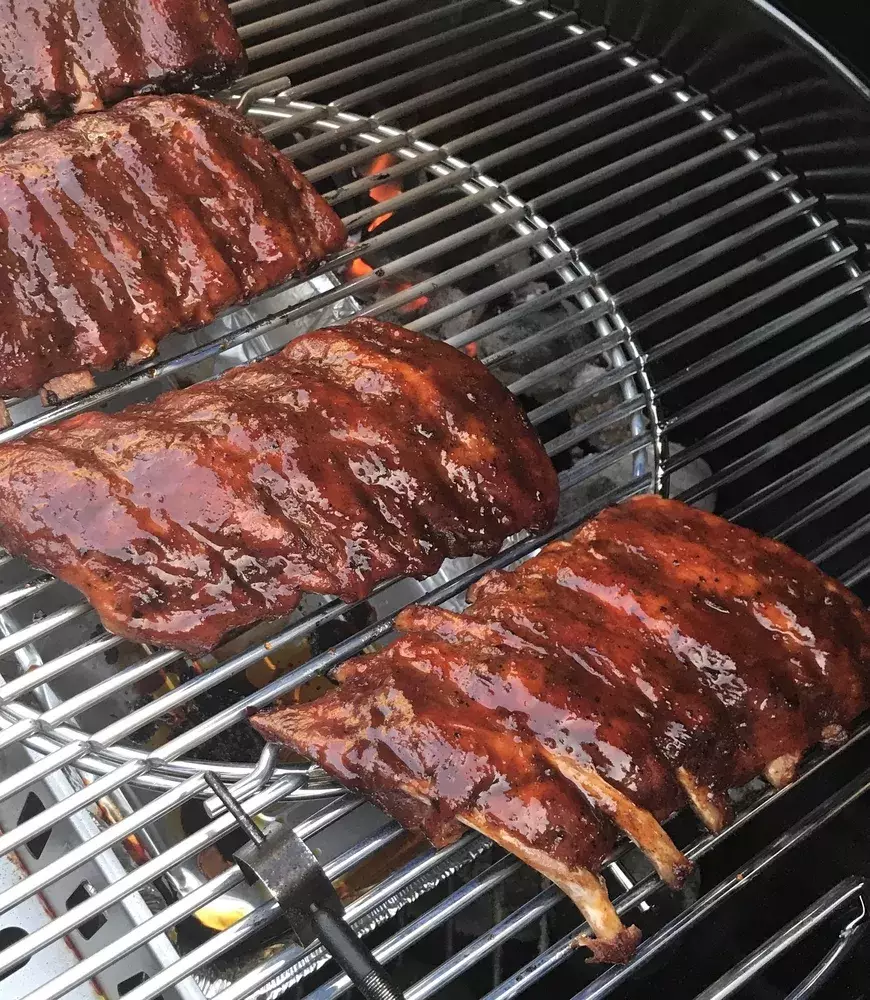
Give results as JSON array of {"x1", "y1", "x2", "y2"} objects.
[{"x1": 1, "y1": 2, "x2": 870, "y2": 999}]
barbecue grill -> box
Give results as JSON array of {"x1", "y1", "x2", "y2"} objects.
[{"x1": 2, "y1": 0, "x2": 870, "y2": 997}]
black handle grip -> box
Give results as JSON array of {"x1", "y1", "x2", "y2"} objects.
[{"x1": 311, "y1": 906, "x2": 405, "y2": 1000}]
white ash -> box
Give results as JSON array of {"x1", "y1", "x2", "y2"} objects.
[
  {"x1": 569, "y1": 362, "x2": 638, "y2": 451},
  {"x1": 557, "y1": 442, "x2": 716, "y2": 520}
]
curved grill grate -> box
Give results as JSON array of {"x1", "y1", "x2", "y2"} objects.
[{"x1": 0, "y1": 2, "x2": 869, "y2": 998}]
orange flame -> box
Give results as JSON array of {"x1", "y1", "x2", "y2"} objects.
[
  {"x1": 395, "y1": 281, "x2": 429, "y2": 314},
  {"x1": 366, "y1": 153, "x2": 401, "y2": 232},
  {"x1": 347, "y1": 257, "x2": 374, "y2": 280}
]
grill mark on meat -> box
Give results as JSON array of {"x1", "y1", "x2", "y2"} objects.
[
  {"x1": 0, "y1": 0, "x2": 246, "y2": 129},
  {"x1": 0, "y1": 95, "x2": 346, "y2": 397}
]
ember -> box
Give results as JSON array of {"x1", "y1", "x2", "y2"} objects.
[{"x1": 366, "y1": 152, "x2": 401, "y2": 231}]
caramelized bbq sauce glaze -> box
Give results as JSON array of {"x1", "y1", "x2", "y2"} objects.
[
  {"x1": 252, "y1": 644, "x2": 616, "y2": 871},
  {"x1": 394, "y1": 605, "x2": 685, "y2": 822},
  {"x1": 0, "y1": 319, "x2": 559, "y2": 653},
  {"x1": 251, "y1": 497, "x2": 869, "y2": 927},
  {"x1": 0, "y1": 0, "x2": 245, "y2": 128},
  {"x1": 0, "y1": 94, "x2": 346, "y2": 396},
  {"x1": 470, "y1": 495, "x2": 870, "y2": 792}
]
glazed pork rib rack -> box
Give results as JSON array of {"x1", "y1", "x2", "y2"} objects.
[
  {"x1": 0, "y1": 93, "x2": 345, "y2": 404},
  {"x1": 0, "y1": 318, "x2": 558, "y2": 653},
  {"x1": 251, "y1": 496, "x2": 870, "y2": 961},
  {"x1": 0, "y1": 0, "x2": 246, "y2": 130}
]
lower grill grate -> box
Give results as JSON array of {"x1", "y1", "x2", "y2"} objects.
[{"x1": 1, "y1": 1, "x2": 869, "y2": 998}]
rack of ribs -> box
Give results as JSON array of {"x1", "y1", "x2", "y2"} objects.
[
  {"x1": 0, "y1": 94, "x2": 346, "y2": 400},
  {"x1": 251, "y1": 646, "x2": 642, "y2": 965},
  {"x1": 251, "y1": 495, "x2": 870, "y2": 961},
  {"x1": 0, "y1": 319, "x2": 559, "y2": 654},
  {"x1": 0, "y1": 0, "x2": 246, "y2": 130}
]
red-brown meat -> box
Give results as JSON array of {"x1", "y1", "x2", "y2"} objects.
[
  {"x1": 0, "y1": 0, "x2": 246, "y2": 128},
  {"x1": 0, "y1": 94, "x2": 346, "y2": 397},
  {"x1": 250, "y1": 496, "x2": 869, "y2": 963},
  {"x1": 252, "y1": 645, "x2": 640, "y2": 963},
  {"x1": 0, "y1": 319, "x2": 559, "y2": 653}
]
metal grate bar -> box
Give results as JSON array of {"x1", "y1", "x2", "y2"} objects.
[
  {"x1": 675, "y1": 381, "x2": 870, "y2": 506},
  {"x1": 404, "y1": 252, "x2": 578, "y2": 334},
  {"x1": 574, "y1": 152, "x2": 778, "y2": 255},
  {"x1": 597, "y1": 172, "x2": 800, "y2": 279},
  {"x1": 646, "y1": 245, "x2": 859, "y2": 363},
  {"x1": 29, "y1": 822, "x2": 407, "y2": 1000},
  {"x1": 129, "y1": 833, "x2": 485, "y2": 1000},
  {"x1": 448, "y1": 56, "x2": 658, "y2": 158},
  {"x1": 399, "y1": 44, "x2": 636, "y2": 141},
  {"x1": 726, "y1": 423, "x2": 870, "y2": 524},
  {"x1": 667, "y1": 334, "x2": 870, "y2": 473},
  {"x1": 692, "y1": 877, "x2": 866, "y2": 1000},
  {"x1": 658, "y1": 271, "x2": 870, "y2": 402},
  {"x1": 243, "y1": 0, "x2": 416, "y2": 58},
  {"x1": 235, "y1": 0, "x2": 355, "y2": 39},
  {"x1": 0, "y1": 602, "x2": 92, "y2": 658},
  {"x1": 556, "y1": 133, "x2": 757, "y2": 233},
  {"x1": 360, "y1": 26, "x2": 594, "y2": 127},
  {"x1": 481, "y1": 724, "x2": 870, "y2": 1000},
  {"x1": 480, "y1": 304, "x2": 626, "y2": 367},
  {"x1": 842, "y1": 556, "x2": 870, "y2": 588},
  {"x1": 0, "y1": 777, "x2": 349, "y2": 977},
  {"x1": 546, "y1": 394, "x2": 649, "y2": 460},
  {"x1": 664, "y1": 308, "x2": 870, "y2": 451},
  {"x1": 630, "y1": 221, "x2": 841, "y2": 334},
  {"x1": 771, "y1": 468, "x2": 870, "y2": 540},
  {"x1": 615, "y1": 198, "x2": 820, "y2": 305},
  {"x1": 280, "y1": 4, "x2": 578, "y2": 104},
  {"x1": 234, "y1": 0, "x2": 491, "y2": 89},
  {"x1": 0, "y1": 574, "x2": 56, "y2": 613},
  {"x1": 809, "y1": 509, "x2": 870, "y2": 564},
  {"x1": 0, "y1": 633, "x2": 124, "y2": 704},
  {"x1": 568, "y1": 762, "x2": 870, "y2": 1000},
  {"x1": 531, "y1": 113, "x2": 733, "y2": 210},
  {"x1": 505, "y1": 94, "x2": 709, "y2": 190},
  {"x1": 475, "y1": 75, "x2": 685, "y2": 172}
]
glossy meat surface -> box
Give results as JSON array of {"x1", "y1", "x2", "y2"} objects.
[
  {"x1": 251, "y1": 496, "x2": 869, "y2": 960},
  {"x1": 252, "y1": 645, "x2": 641, "y2": 962},
  {"x1": 470, "y1": 494, "x2": 870, "y2": 793},
  {"x1": 0, "y1": 0, "x2": 245, "y2": 128},
  {"x1": 0, "y1": 95, "x2": 346, "y2": 396},
  {"x1": 0, "y1": 319, "x2": 559, "y2": 653}
]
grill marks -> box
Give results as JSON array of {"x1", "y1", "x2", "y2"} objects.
[
  {"x1": 0, "y1": 95, "x2": 347, "y2": 396},
  {"x1": 0, "y1": 319, "x2": 559, "y2": 653},
  {"x1": 0, "y1": 0, "x2": 246, "y2": 128},
  {"x1": 252, "y1": 497, "x2": 870, "y2": 961}
]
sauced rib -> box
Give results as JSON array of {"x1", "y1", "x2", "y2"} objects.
[
  {"x1": 470, "y1": 495, "x2": 870, "y2": 798},
  {"x1": 251, "y1": 646, "x2": 641, "y2": 964},
  {"x1": 250, "y1": 496, "x2": 869, "y2": 961},
  {"x1": 395, "y1": 605, "x2": 693, "y2": 887},
  {"x1": 0, "y1": 319, "x2": 559, "y2": 653},
  {"x1": 0, "y1": 94, "x2": 346, "y2": 397},
  {"x1": 0, "y1": 0, "x2": 246, "y2": 129}
]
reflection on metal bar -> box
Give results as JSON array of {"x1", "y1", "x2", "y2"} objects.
[
  {"x1": 569, "y1": 764, "x2": 870, "y2": 1000},
  {"x1": 692, "y1": 876, "x2": 866, "y2": 1000}
]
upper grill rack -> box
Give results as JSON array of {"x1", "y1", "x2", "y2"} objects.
[{"x1": 1, "y1": 1, "x2": 870, "y2": 998}]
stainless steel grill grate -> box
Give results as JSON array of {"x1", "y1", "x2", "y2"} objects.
[{"x1": 1, "y1": 1, "x2": 870, "y2": 998}]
